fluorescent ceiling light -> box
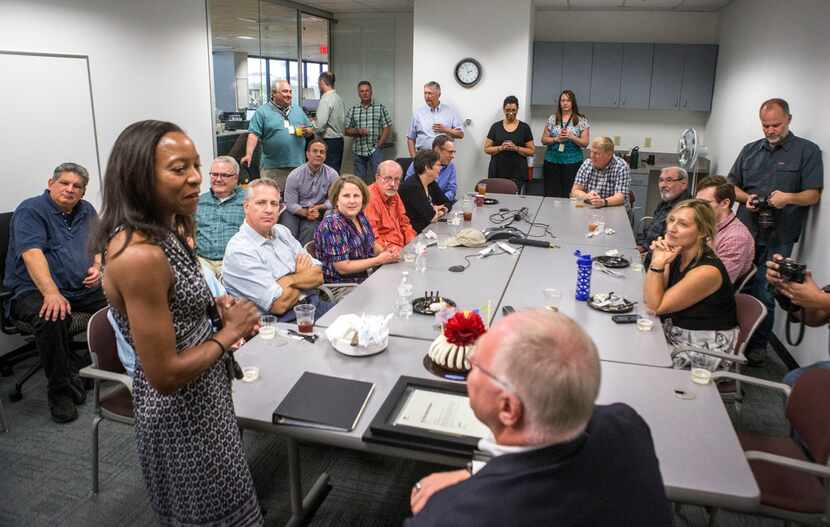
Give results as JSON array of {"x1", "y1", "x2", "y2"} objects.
[
  {"x1": 237, "y1": 17, "x2": 257, "y2": 23},
  {"x1": 237, "y1": 36, "x2": 256, "y2": 40}
]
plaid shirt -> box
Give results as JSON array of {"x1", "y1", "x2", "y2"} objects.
[
  {"x1": 574, "y1": 155, "x2": 631, "y2": 200},
  {"x1": 714, "y1": 213, "x2": 755, "y2": 284},
  {"x1": 346, "y1": 101, "x2": 393, "y2": 156},
  {"x1": 194, "y1": 187, "x2": 245, "y2": 260}
]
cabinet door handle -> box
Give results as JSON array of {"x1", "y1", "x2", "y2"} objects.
[
  {"x1": 683, "y1": 99, "x2": 688, "y2": 108},
  {"x1": 675, "y1": 96, "x2": 679, "y2": 108}
]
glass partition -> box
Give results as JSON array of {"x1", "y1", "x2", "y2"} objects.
[{"x1": 301, "y1": 14, "x2": 330, "y2": 101}]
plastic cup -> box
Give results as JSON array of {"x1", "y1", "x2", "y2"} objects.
[
  {"x1": 689, "y1": 352, "x2": 716, "y2": 385},
  {"x1": 437, "y1": 236, "x2": 448, "y2": 249},
  {"x1": 259, "y1": 315, "x2": 276, "y2": 340},
  {"x1": 294, "y1": 304, "x2": 316, "y2": 335},
  {"x1": 476, "y1": 182, "x2": 487, "y2": 196},
  {"x1": 542, "y1": 288, "x2": 562, "y2": 311}
]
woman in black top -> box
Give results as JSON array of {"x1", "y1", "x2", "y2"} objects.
[
  {"x1": 483, "y1": 95, "x2": 534, "y2": 192},
  {"x1": 399, "y1": 149, "x2": 451, "y2": 233},
  {"x1": 644, "y1": 199, "x2": 739, "y2": 369}
]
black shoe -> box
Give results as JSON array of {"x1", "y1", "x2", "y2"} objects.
[
  {"x1": 67, "y1": 376, "x2": 87, "y2": 405},
  {"x1": 48, "y1": 391, "x2": 78, "y2": 423}
]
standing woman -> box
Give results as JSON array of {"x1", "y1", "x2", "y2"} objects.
[
  {"x1": 541, "y1": 89, "x2": 591, "y2": 197},
  {"x1": 483, "y1": 95, "x2": 534, "y2": 192},
  {"x1": 93, "y1": 121, "x2": 263, "y2": 526},
  {"x1": 314, "y1": 175, "x2": 400, "y2": 284}
]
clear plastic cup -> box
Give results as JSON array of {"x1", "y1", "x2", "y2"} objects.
[
  {"x1": 259, "y1": 315, "x2": 276, "y2": 339},
  {"x1": 294, "y1": 304, "x2": 316, "y2": 335},
  {"x1": 542, "y1": 288, "x2": 562, "y2": 311},
  {"x1": 689, "y1": 352, "x2": 716, "y2": 385}
]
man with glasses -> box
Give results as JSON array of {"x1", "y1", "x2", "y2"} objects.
[
  {"x1": 404, "y1": 135, "x2": 458, "y2": 202},
  {"x1": 406, "y1": 310, "x2": 671, "y2": 526},
  {"x1": 695, "y1": 175, "x2": 755, "y2": 284},
  {"x1": 570, "y1": 136, "x2": 630, "y2": 208},
  {"x1": 345, "y1": 80, "x2": 392, "y2": 183},
  {"x1": 364, "y1": 160, "x2": 415, "y2": 251},
  {"x1": 195, "y1": 156, "x2": 246, "y2": 276},
  {"x1": 636, "y1": 166, "x2": 689, "y2": 259}
]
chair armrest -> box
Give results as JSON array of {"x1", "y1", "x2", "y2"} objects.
[
  {"x1": 711, "y1": 371, "x2": 791, "y2": 397},
  {"x1": 319, "y1": 283, "x2": 357, "y2": 303},
  {"x1": 0, "y1": 288, "x2": 11, "y2": 301},
  {"x1": 675, "y1": 344, "x2": 748, "y2": 364},
  {"x1": 639, "y1": 216, "x2": 654, "y2": 225},
  {"x1": 745, "y1": 450, "x2": 830, "y2": 478},
  {"x1": 79, "y1": 365, "x2": 133, "y2": 395}
]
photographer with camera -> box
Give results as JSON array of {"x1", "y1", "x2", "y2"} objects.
[
  {"x1": 766, "y1": 255, "x2": 830, "y2": 385},
  {"x1": 728, "y1": 98, "x2": 823, "y2": 366}
]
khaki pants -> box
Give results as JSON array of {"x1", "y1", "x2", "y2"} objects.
[
  {"x1": 197, "y1": 256, "x2": 223, "y2": 278},
  {"x1": 260, "y1": 167, "x2": 295, "y2": 193}
]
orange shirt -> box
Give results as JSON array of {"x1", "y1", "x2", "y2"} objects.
[{"x1": 365, "y1": 183, "x2": 416, "y2": 249}]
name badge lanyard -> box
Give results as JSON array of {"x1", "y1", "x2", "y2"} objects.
[{"x1": 558, "y1": 115, "x2": 572, "y2": 152}]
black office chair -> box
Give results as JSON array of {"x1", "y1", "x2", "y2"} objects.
[
  {"x1": 395, "y1": 157, "x2": 413, "y2": 175},
  {"x1": 0, "y1": 212, "x2": 91, "y2": 402}
]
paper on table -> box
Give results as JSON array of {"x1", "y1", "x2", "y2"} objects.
[{"x1": 393, "y1": 388, "x2": 490, "y2": 439}]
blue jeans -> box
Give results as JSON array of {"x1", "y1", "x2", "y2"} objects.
[
  {"x1": 353, "y1": 149, "x2": 383, "y2": 184},
  {"x1": 324, "y1": 137, "x2": 344, "y2": 174},
  {"x1": 783, "y1": 360, "x2": 830, "y2": 386},
  {"x1": 747, "y1": 241, "x2": 794, "y2": 353}
]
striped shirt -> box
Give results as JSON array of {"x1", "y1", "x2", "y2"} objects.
[
  {"x1": 346, "y1": 101, "x2": 393, "y2": 156},
  {"x1": 195, "y1": 187, "x2": 245, "y2": 260},
  {"x1": 574, "y1": 155, "x2": 631, "y2": 200}
]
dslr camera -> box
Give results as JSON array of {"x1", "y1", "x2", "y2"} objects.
[
  {"x1": 749, "y1": 195, "x2": 776, "y2": 231},
  {"x1": 772, "y1": 258, "x2": 808, "y2": 314}
]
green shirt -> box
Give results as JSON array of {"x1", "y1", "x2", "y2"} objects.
[
  {"x1": 248, "y1": 102, "x2": 311, "y2": 169},
  {"x1": 195, "y1": 187, "x2": 245, "y2": 260}
]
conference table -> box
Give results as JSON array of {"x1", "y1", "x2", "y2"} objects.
[{"x1": 234, "y1": 193, "x2": 759, "y2": 526}]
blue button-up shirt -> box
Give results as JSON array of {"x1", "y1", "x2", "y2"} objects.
[
  {"x1": 405, "y1": 161, "x2": 457, "y2": 201},
  {"x1": 222, "y1": 222, "x2": 321, "y2": 313},
  {"x1": 3, "y1": 191, "x2": 98, "y2": 302},
  {"x1": 407, "y1": 103, "x2": 463, "y2": 151}
]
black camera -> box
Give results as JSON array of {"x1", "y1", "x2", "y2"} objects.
[
  {"x1": 777, "y1": 258, "x2": 807, "y2": 284},
  {"x1": 749, "y1": 195, "x2": 776, "y2": 231}
]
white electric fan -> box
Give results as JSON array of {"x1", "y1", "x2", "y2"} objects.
[{"x1": 677, "y1": 128, "x2": 708, "y2": 194}]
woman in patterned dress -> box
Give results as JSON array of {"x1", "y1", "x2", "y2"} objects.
[
  {"x1": 93, "y1": 120, "x2": 264, "y2": 526},
  {"x1": 541, "y1": 89, "x2": 591, "y2": 198},
  {"x1": 314, "y1": 175, "x2": 400, "y2": 284},
  {"x1": 643, "y1": 199, "x2": 739, "y2": 369}
]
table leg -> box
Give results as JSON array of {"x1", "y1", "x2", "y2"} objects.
[{"x1": 285, "y1": 437, "x2": 331, "y2": 527}]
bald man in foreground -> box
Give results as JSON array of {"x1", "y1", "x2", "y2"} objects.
[{"x1": 406, "y1": 310, "x2": 672, "y2": 527}]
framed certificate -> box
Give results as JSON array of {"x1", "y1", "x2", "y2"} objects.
[{"x1": 363, "y1": 376, "x2": 490, "y2": 458}]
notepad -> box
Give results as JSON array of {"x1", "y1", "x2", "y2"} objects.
[{"x1": 273, "y1": 372, "x2": 375, "y2": 432}]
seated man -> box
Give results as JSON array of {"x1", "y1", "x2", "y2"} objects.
[
  {"x1": 406, "y1": 310, "x2": 672, "y2": 527},
  {"x1": 281, "y1": 138, "x2": 339, "y2": 245},
  {"x1": 637, "y1": 166, "x2": 690, "y2": 255},
  {"x1": 194, "y1": 155, "x2": 245, "y2": 275},
  {"x1": 570, "y1": 136, "x2": 630, "y2": 208},
  {"x1": 405, "y1": 134, "x2": 458, "y2": 201},
  {"x1": 364, "y1": 160, "x2": 417, "y2": 250},
  {"x1": 696, "y1": 176, "x2": 755, "y2": 284},
  {"x1": 223, "y1": 179, "x2": 332, "y2": 320},
  {"x1": 3, "y1": 163, "x2": 108, "y2": 423}
]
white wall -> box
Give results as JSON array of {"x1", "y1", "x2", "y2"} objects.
[
  {"x1": 706, "y1": 0, "x2": 830, "y2": 366},
  {"x1": 412, "y1": 0, "x2": 534, "y2": 194},
  {"x1": 0, "y1": 0, "x2": 215, "y2": 205},
  {"x1": 332, "y1": 12, "x2": 413, "y2": 172},
  {"x1": 530, "y1": 9, "x2": 719, "y2": 154}
]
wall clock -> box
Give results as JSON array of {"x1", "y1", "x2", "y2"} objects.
[{"x1": 454, "y1": 58, "x2": 482, "y2": 88}]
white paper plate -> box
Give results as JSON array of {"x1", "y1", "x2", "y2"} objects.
[{"x1": 330, "y1": 336, "x2": 388, "y2": 357}]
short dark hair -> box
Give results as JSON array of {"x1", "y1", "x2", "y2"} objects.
[
  {"x1": 319, "y1": 71, "x2": 335, "y2": 87},
  {"x1": 92, "y1": 120, "x2": 191, "y2": 260},
  {"x1": 424, "y1": 81, "x2": 441, "y2": 92},
  {"x1": 503, "y1": 95, "x2": 519, "y2": 109},
  {"x1": 329, "y1": 175, "x2": 370, "y2": 211},
  {"x1": 413, "y1": 149, "x2": 440, "y2": 176},
  {"x1": 357, "y1": 80, "x2": 372, "y2": 90},
  {"x1": 432, "y1": 134, "x2": 452, "y2": 151},
  {"x1": 760, "y1": 98, "x2": 790, "y2": 116},
  {"x1": 306, "y1": 137, "x2": 327, "y2": 152},
  {"x1": 696, "y1": 175, "x2": 736, "y2": 207}
]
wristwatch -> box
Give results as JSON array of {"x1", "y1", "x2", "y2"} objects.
[{"x1": 649, "y1": 266, "x2": 665, "y2": 273}]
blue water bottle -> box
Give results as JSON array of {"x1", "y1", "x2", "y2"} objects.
[{"x1": 574, "y1": 250, "x2": 592, "y2": 301}]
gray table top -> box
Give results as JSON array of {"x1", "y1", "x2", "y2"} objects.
[
  {"x1": 495, "y1": 243, "x2": 672, "y2": 368},
  {"x1": 233, "y1": 331, "x2": 758, "y2": 510},
  {"x1": 536, "y1": 197, "x2": 638, "y2": 249}
]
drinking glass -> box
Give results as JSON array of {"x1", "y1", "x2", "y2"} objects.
[
  {"x1": 476, "y1": 182, "x2": 487, "y2": 196},
  {"x1": 689, "y1": 351, "x2": 717, "y2": 385},
  {"x1": 462, "y1": 196, "x2": 473, "y2": 222},
  {"x1": 542, "y1": 288, "x2": 562, "y2": 311},
  {"x1": 293, "y1": 304, "x2": 316, "y2": 335},
  {"x1": 259, "y1": 315, "x2": 276, "y2": 339}
]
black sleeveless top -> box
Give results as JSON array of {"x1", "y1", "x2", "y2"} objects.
[{"x1": 667, "y1": 247, "x2": 738, "y2": 331}]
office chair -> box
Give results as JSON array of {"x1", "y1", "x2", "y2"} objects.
[
  {"x1": 302, "y1": 241, "x2": 357, "y2": 303},
  {"x1": 477, "y1": 178, "x2": 518, "y2": 195},
  {"x1": 0, "y1": 212, "x2": 91, "y2": 401},
  {"x1": 395, "y1": 157, "x2": 413, "y2": 175}
]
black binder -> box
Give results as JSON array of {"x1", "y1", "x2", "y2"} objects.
[{"x1": 273, "y1": 372, "x2": 375, "y2": 432}]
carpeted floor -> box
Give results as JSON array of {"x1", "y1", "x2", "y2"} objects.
[{"x1": 0, "y1": 347, "x2": 796, "y2": 527}]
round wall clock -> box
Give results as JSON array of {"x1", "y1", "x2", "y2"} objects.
[{"x1": 454, "y1": 58, "x2": 482, "y2": 88}]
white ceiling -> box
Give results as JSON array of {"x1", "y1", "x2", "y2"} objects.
[{"x1": 534, "y1": 0, "x2": 732, "y2": 10}]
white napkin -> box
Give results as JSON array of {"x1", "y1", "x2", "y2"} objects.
[{"x1": 325, "y1": 313, "x2": 392, "y2": 347}]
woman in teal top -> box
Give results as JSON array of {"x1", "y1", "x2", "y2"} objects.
[{"x1": 541, "y1": 89, "x2": 591, "y2": 198}]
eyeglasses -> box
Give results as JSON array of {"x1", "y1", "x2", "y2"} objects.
[
  {"x1": 658, "y1": 177, "x2": 684, "y2": 184},
  {"x1": 379, "y1": 176, "x2": 401, "y2": 185},
  {"x1": 468, "y1": 350, "x2": 516, "y2": 393},
  {"x1": 210, "y1": 172, "x2": 237, "y2": 180}
]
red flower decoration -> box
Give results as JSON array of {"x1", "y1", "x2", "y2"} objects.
[{"x1": 444, "y1": 311, "x2": 486, "y2": 346}]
